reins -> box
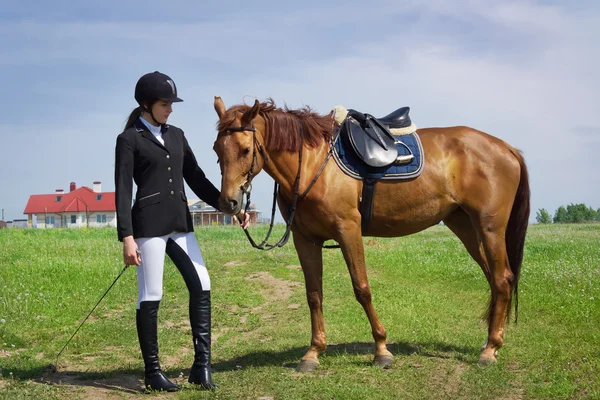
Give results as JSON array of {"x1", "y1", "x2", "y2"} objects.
[{"x1": 226, "y1": 119, "x2": 339, "y2": 250}]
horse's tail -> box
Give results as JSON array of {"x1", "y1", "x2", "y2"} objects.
[{"x1": 505, "y1": 147, "x2": 530, "y2": 324}]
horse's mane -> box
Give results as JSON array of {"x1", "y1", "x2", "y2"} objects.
[{"x1": 217, "y1": 99, "x2": 334, "y2": 152}]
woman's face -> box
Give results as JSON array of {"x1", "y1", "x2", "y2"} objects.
[{"x1": 150, "y1": 100, "x2": 173, "y2": 124}]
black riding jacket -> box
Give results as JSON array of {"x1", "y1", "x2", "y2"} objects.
[{"x1": 114, "y1": 119, "x2": 220, "y2": 241}]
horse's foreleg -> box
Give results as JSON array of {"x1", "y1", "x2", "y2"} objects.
[
  {"x1": 292, "y1": 231, "x2": 326, "y2": 372},
  {"x1": 337, "y1": 219, "x2": 393, "y2": 368}
]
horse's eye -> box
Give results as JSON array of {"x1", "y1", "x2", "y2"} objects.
[
  {"x1": 216, "y1": 158, "x2": 220, "y2": 164},
  {"x1": 243, "y1": 147, "x2": 251, "y2": 155}
]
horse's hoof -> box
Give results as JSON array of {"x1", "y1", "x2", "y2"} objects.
[
  {"x1": 296, "y1": 359, "x2": 319, "y2": 372},
  {"x1": 373, "y1": 354, "x2": 394, "y2": 369},
  {"x1": 478, "y1": 356, "x2": 497, "y2": 367}
]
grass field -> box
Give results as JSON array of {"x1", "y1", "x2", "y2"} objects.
[{"x1": 0, "y1": 224, "x2": 599, "y2": 399}]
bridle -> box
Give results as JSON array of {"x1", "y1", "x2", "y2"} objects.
[
  {"x1": 224, "y1": 121, "x2": 267, "y2": 198},
  {"x1": 224, "y1": 119, "x2": 339, "y2": 250}
]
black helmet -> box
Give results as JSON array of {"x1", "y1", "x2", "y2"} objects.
[{"x1": 134, "y1": 71, "x2": 183, "y2": 106}]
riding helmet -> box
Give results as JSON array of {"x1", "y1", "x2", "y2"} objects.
[{"x1": 134, "y1": 71, "x2": 183, "y2": 106}]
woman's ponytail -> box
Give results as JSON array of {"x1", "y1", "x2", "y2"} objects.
[{"x1": 124, "y1": 106, "x2": 143, "y2": 129}]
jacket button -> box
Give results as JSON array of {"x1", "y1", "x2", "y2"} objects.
[
  {"x1": 167, "y1": 167, "x2": 171, "y2": 171},
  {"x1": 169, "y1": 179, "x2": 173, "y2": 183},
  {"x1": 166, "y1": 155, "x2": 170, "y2": 159},
  {"x1": 170, "y1": 191, "x2": 174, "y2": 195}
]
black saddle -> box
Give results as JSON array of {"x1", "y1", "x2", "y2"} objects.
[
  {"x1": 343, "y1": 110, "x2": 398, "y2": 168},
  {"x1": 377, "y1": 106, "x2": 412, "y2": 129},
  {"x1": 340, "y1": 107, "x2": 414, "y2": 168}
]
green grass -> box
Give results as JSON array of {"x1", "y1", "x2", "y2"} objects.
[{"x1": 0, "y1": 224, "x2": 599, "y2": 399}]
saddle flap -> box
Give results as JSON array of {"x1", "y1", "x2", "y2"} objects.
[{"x1": 345, "y1": 115, "x2": 398, "y2": 168}]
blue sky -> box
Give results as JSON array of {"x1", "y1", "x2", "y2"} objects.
[{"x1": 1, "y1": 0, "x2": 599, "y2": 223}]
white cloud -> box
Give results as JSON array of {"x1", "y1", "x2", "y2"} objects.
[{"x1": 1, "y1": 0, "x2": 599, "y2": 222}]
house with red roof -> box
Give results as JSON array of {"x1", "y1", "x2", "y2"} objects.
[{"x1": 23, "y1": 181, "x2": 116, "y2": 229}]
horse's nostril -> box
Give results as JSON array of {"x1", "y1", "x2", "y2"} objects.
[{"x1": 228, "y1": 199, "x2": 238, "y2": 210}]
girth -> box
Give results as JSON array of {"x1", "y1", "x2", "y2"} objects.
[{"x1": 360, "y1": 178, "x2": 378, "y2": 234}]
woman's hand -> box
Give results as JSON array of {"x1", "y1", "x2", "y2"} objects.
[
  {"x1": 123, "y1": 236, "x2": 141, "y2": 266},
  {"x1": 236, "y1": 210, "x2": 250, "y2": 230}
]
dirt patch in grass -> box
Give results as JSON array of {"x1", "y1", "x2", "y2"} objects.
[
  {"x1": 231, "y1": 272, "x2": 303, "y2": 339},
  {"x1": 212, "y1": 327, "x2": 230, "y2": 344},
  {"x1": 85, "y1": 314, "x2": 100, "y2": 323},
  {"x1": 245, "y1": 272, "x2": 301, "y2": 304},
  {"x1": 426, "y1": 360, "x2": 467, "y2": 397},
  {"x1": 224, "y1": 260, "x2": 249, "y2": 267},
  {"x1": 443, "y1": 363, "x2": 466, "y2": 397},
  {"x1": 0, "y1": 349, "x2": 24, "y2": 358},
  {"x1": 502, "y1": 388, "x2": 525, "y2": 400},
  {"x1": 162, "y1": 346, "x2": 192, "y2": 368},
  {"x1": 163, "y1": 320, "x2": 189, "y2": 333},
  {"x1": 56, "y1": 351, "x2": 138, "y2": 373},
  {"x1": 102, "y1": 307, "x2": 127, "y2": 319},
  {"x1": 37, "y1": 364, "x2": 197, "y2": 399},
  {"x1": 38, "y1": 371, "x2": 155, "y2": 399}
]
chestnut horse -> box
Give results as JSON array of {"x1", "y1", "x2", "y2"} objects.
[{"x1": 212, "y1": 97, "x2": 530, "y2": 370}]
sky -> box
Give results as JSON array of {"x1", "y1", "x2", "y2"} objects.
[{"x1": 0, "y1": 0, "x2": 599, "y2": 224}]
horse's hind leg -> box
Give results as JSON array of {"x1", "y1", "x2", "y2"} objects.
[
  {"x1": 292, "y1": 231, "x2": 326, "y2": 372},
  {"x1": 477, "y1": 222, "x2": 514, "y2": 365},
  {"x1": 445, "y1": 207, "x2": 514, "y2": 365},
  {"x1": 444, "y1": 209, "x2": 490, "y2": 284},
  {"x1": 337, "y1": 217, "x2": 393, "y2": 368}
]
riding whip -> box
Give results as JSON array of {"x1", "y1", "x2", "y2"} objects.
[{"x1": 53, "y1": 265, "x2": 129, "y2": 372}]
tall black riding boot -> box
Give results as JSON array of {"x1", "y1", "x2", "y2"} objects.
[
  {"x1": 136, "y1": 301, "x2": 181, "y2": 392},
  {"x1": 188, "y1": 290, "x2": 218, "y2": 390}
]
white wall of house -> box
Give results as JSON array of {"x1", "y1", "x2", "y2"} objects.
[
  {"x1": 86, "y1": 212, "x2": 117, "y2": 228},
  {"x1": 34, "y1": 212, "x2": 116, "y2": 229}
]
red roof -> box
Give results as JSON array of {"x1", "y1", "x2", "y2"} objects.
[{"x1": 23, "y1": 186, "x2": 115, "y2": 214}]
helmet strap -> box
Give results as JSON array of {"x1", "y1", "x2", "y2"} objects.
[{"x1": 141, "y1": 103, "x2": 161, "y2": 127}]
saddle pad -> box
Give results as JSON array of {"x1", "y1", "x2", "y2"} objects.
[{"x1": 332, "y1": 130, "x2": 424, "y2": 180}]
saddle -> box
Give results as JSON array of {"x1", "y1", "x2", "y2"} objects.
[
  {"x1": 337, "y1": 107, "x2": 415, "y2": 168},
  {"x1": 378, "y1": 106, "x2": 412, "y2": 129},
  {"x1": 332, "y1": 105, "x2": 420, "y2": 234}
]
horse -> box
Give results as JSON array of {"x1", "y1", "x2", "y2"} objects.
[{"x1": 212, "y1": 97, "x2": 530, "y2": 370}]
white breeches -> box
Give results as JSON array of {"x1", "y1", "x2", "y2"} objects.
[{"x1": 135, "y1": 231, "x2": 210, "y2": 308}]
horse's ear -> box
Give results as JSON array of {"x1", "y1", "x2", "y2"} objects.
[
  {"x1": 214, "y1": 96, "x2": 226, "y2": 119},
  {"x1": 241, "y1": 99, "x2": 260, "y2": 125}
]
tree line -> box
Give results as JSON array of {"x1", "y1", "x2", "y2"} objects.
[{"x1": 536, "y1": 203, "x2": 600, "y2": 224}]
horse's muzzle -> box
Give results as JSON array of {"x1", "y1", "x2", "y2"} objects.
[{"x1": 218, "y1": 193, "x2": 243, "y2": 215}]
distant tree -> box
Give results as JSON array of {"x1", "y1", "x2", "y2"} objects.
[
  {"x1": 536, "y1": 208, "x2": 552, "y2": 224},
  {"x1": 568, "y1": 203, "x2": 598, "y2": 223},
  {"x1": 567, "y1": 203, "x2": 584, "y2": 223},
  {"x1": 591, "y1": 207, "x2": 600, "y2": 222},
  {"x1": 554, "y1": 204, "x2": 598, "y2": 223},
  {"x1": 554, "y1": 206, "x2": 570, "y2": 223}
]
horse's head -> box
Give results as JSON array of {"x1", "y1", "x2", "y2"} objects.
[{"x1": 213, "y1": 97, "x2": 267, "y2": 215}]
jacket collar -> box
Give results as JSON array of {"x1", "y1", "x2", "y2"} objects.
[
  {"x1": 133, "y1": 118, "x2": 171, "y2": 151},
  {"x1": 133, "y1": 118, "x2": 170, "y2": 134}
]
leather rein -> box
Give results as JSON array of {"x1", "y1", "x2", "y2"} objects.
[{"x1": 225, "y1": 121, "x2": 338, "y2": 250}]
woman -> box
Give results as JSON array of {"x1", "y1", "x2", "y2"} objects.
[{"x1": 115, "y1": 71, "x2": 248, "y2": 392}]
